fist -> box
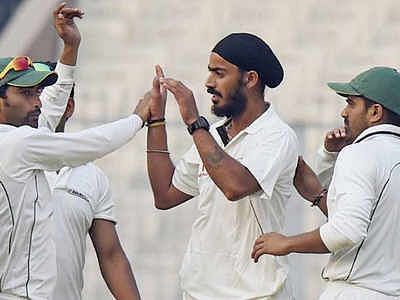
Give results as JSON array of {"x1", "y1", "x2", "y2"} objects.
[
  {"x1": 133, "y1": 96, "x2": 151, "y2": 124},
  {"x1": 324, "y1": 127, "x2": 351, "y2": 152}
]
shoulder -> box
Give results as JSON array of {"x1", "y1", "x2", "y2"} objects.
[
  {"x1": 69, "y1": 163, "x2": 108, "y2": 185},
  {"x1": 336, "y1": 143, "x2": 376, "y2": 173}
]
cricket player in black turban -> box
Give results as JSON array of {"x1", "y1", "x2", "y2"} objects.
[{"x1": 145, "y1": 33, "x2": 299, "y2": 299}]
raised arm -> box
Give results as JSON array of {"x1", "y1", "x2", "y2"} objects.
[
  {"x1": 39, "y1": 3, "x2": 83, "y2": 130},
  {"x1": 160, "y1": 77, "x2": 262, "y2": 201},
  {"x1": 5, "y1": 98, "x2": 150, "y2": 181},
  {"x1": 146, "y1": 66, "x2": 193, "y2": 209}
]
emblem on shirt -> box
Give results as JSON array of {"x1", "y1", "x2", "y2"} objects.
[{"x1": 67, "y1": 189, "x2": 89, "y2": 202}]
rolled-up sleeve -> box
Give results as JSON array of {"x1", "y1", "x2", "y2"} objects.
[
  {"x1": 241, "y1": 130, "x2": 299, "y2": 199},
  {"x1": 319, "y1": 147, "x2": 376, "y2": 253}
]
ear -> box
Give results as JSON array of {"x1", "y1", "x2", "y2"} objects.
[
  {"x1": 244, "y1": 70, "x2": 260, "y2": 89},
  {"x1": 367, "y1": 103, "x2": 384, "y2": 123}
]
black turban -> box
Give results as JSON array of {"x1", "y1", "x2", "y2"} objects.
[{"x1": 212, "y1": 33, "x2": 284, "y2": 88}]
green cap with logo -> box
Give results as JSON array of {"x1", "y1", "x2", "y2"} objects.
[
  {"x1": 0, "y1": 57, "x2": 58, "y2": 88},
  {"x1": 327, "y1": 67, "x2": 400, "y2": 115}
]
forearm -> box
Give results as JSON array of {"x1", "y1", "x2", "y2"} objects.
[
  {"x1": 294, "y1": 157, "x2": 328, "y2": 216},
  {"x1": 60, "y1": 44, "x2": 79, "y2": 66},
  {"x1": 27, "y1": 115, "x2": 143, "y2": 171},
  {"x1": 287, "y1": 228, "x2": 330, "y2": 254},
  {"x1": 192, "y1": 129, "x2": 259, "y2": 201},
  {"x1": 146, "y1": 125, "x2": 177, "y2": 208},
  {"x1": 99, "y1": 251, "x2": 141, "y2": 300}
]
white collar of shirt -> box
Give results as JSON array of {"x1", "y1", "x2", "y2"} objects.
[
  {"x1": 243, "y1": 103, "x2": 276, "y2": 135},
  {"x1": 0, "y1": 123, "x2": 16, "y2": 133},
  {"x1": 213, "y1": 103, "x2": 277, "y2": 147},
  {"x1": 354, "y1": 124, "x2": 400, "y2": 144},
  {"x1": 215, "y1": 103, "x2": 276, "y2": 134}
]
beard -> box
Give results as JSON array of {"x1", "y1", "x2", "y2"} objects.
[
  {"x1": 21, "y1": 108, "x2": 41, "y2": 128},
  {"x1": 210, "y1": 80, "x2": 247, "y2": 118}
]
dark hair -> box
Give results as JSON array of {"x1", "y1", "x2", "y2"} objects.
[
  {"x1": 0, "y1": 85, "x2": 8, "y2": 98},
  {"x1": 364, "y1": 97, "x2": 400, "y2": 127}
]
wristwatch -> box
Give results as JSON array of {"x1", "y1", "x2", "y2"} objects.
[{"x1": 187, "y1": 116, "x2": 210, "y2": 135}]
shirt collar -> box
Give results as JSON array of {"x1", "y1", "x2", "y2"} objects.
[
  {"x1": 243, "y1": 103, "x2": 275, "y2": 135},
  {"x1": 214, "y1": 103, "x2": 275, "y2": 146},
  {"x1": 0, "y1": 123, "x2": 16, "y2": 133},
  {"x1": 354, "y1": 124, "x2": 400, "y2": 143}
]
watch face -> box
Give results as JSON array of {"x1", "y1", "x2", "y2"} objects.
[
  {"x1": 188, "y1": 116, "x2": 210, "y2": 134},
  {"x1": 198, "y1": 117, "x2": 209, "y2": 128}
]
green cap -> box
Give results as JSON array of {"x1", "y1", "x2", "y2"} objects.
[
  {"x1": 0, "y1": 57, "x2": 58, "y2": 88},
  {"x1": 327, "y1": 67, "x2": 400, "y2": 115}
]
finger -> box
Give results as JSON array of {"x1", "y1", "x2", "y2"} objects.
[
  {"x1": 143, "y1": 91, "x2": 151, "y2": 100},
  {"x1": 152, "y1": 76, "x2": 161, "y2": 94},
  {"x1": 53, "y1": 2, "x2": 67, "y2": 17},
  {"x1": 326, "y1": 130, "x2": 334, "y2": 139},
  {"x1": 253, "y1": 248, "x2": 266, "y2": 263},
  {"x1": 160, "y1": 78, "x2": 179, "y2": 88},
  {"x1": 339, "y1": 127, "x2": 346, "y2": 137},
  {"x1": 160, "y1": 80, "x2": 178, "y2": 95},
  {"x1": 254, "y1": 238, "x2": 264, "y2": 246},
  {"x1": 61, "y1": 8, "x2": 85, "y2": 19},
  {"x1": 252, "y1": 243, "x2": 264, "y2": 258},
  {"x1": 333, "y1": 128, "x2": 341, "y2": 138},
  {"x1": 155, "y1": 65, "x2": 165, "y2": 78}
]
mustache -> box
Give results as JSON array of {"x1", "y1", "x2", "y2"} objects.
[{"x1": 207, "y1": 88, "x2": 222, "y2": 98}]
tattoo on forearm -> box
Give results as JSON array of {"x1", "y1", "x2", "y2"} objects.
[{"x1": 205, "y1": 145, "x2": 225, "y2": 166}]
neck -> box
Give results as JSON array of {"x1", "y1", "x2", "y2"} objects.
[{"x1": 229, "y1": 96, "x2": 268, "y2": 136}]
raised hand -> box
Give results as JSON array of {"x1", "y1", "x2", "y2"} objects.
[
  {"x1": 133, "y1": 95, "x2": 151, "y2": 124},
  {"x1": 251, "y1": 233, "x2": 291, "y2": 262},
  {"x1": 53, "y1": 2, "x2": 84, "y2": 48},
  {"x1": 324, "y1": 127, "x2": 351, "y2": 152},
  {"x1": 148, "y1": 65, "x2": 167, "y2": 120},
  {"x1": 160, "y1": 78, "x2": 199, "y2": 126}
]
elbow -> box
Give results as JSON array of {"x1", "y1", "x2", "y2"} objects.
[
  {"x1": 224, "y1": 189, "x2": 246, "y2": 202},
  {"x1": 154, "y1": 198, "x2": 173, "y2": 210}
]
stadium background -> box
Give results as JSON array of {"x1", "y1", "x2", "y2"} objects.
[{"x1": 0, "y1": 0, "x2": 399, "y2": 298}]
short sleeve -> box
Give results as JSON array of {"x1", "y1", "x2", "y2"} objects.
[
  {"x1": 172, "y1": 145, "x2": 200, "y2": 196},
  {"x1": 93, "y1": 167, "x2": 116, "y2": 223},
  {"x1": 241, "y1": 130, "x2": 299, "y2": 198}
]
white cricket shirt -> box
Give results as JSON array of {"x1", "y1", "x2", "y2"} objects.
[
  {"x1": 0, "y1": 111, "x2": 142, "y2": 300},
  {"x1": 173, "y1": 106, "x2": 299, "y2": 299},
  {"x1": 318, "y1": 124, "x2": 400, "y2": 296},
  {"x1": 48, "y1": 163, "x2": 115, "y2": 300}
]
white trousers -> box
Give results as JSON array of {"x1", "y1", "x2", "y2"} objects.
[{"x1": 319, "y1": 282, "x2": 400, "y2": 300}]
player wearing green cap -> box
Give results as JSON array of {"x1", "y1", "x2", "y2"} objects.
[
  {"x1": 253, "y1": 67, "x2": 400, "y2": 299},
  {"x1": 0, "y1": 4, "x2": 149, "y2": 300}
]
